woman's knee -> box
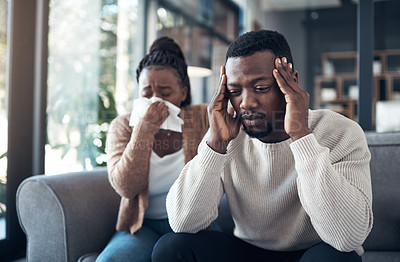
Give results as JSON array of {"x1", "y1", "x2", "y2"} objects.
[{"x1": 97, "y1": 229, "x2": 158, "y2": 262}]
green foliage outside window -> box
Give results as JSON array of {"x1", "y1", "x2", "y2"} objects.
[{"x1": 47, "y1": 0, "x2": 119, "y2": 170}]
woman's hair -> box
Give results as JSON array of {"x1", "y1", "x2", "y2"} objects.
[{"x1": 136, "y1": 36, "x2": 191, "y2": 107}]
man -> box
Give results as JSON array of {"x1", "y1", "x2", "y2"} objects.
[{"x1": 152, "y1": 30, "x2": 373, "y2": 262}]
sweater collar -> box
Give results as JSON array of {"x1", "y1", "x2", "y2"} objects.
[{"x1": 237, "y1": 129, "x2": 292, "y2": 151}]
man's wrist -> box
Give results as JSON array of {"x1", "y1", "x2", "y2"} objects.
[
  {"x1": 290, "y1": 130, "x2": 310, "y2": 142},
  {"x1": 206, "y1": 139, "x2": 229, "y2": 154}
]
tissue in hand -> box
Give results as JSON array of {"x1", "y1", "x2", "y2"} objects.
[{"x1": 129, "y1": 97, "x2": 184, "y2": 133}]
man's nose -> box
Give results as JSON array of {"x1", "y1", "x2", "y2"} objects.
[{"x1": 240, "y1": 90, "x2": 258, "y2": 110}]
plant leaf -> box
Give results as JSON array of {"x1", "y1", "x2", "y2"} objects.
[
  {"x1": 0, "y1": 152, "x2": 7, "y2": 160},
  {"x1": 52, "y1": 144, "x2": 67, "y2": 149},
  {"x1": 61, "y1": 145, "x2": 70, "y2": 159}
]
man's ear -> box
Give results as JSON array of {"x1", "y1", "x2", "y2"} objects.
[{"x1": 292, "y1": 70, "x2": 299, "y2": 84}]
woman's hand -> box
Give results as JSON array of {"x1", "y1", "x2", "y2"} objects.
[
  {"x1": 207, "y1": 66, "x2": 241, "y2": 154},
  {"x1": 142, "y1": 101, "x2": 169, "y2": 127},
  {"x1": 273, "y1": 57, "x2": 310, "y2": 141}
]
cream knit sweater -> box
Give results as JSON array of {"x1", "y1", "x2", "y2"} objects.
[{"x1": 166, "y1": 109, "x2": 373, "y2": 253}]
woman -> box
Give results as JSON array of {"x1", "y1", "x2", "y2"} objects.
[{"x1": 96, "y1": 37, "x2": 209, "y2": 261}]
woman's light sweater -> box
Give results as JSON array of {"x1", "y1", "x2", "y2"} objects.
[{"x1": 166, "y1": 109, "x2": 373, "y2": 252}]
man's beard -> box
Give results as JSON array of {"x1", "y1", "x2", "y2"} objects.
[
  {"x1": 240, "y1": 111, "x2": 273, "y2": 139},
  {"x1": 242, "y1": 121, "x2": 273, "y2": 139}
]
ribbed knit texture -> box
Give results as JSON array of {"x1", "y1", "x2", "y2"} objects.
[{"x1": 166, "y1": 109, "x2": 373, "y2": 252}]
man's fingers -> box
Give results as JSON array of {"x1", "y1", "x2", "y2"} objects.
[
  {"x1": 218, "y1": 67, "x2": 227, "y2": 98},
  {"x1": 276, "y1": 57, "x2": 294, "y2": 82},
  {"x1": 213, "y1": 66, "x2": 226, "y2": 98},
  {"x1": 274, "y1": 58, "x2": 292, "y2": 95},
  {"x1": 273, "y1": 68, "x2": 293, "y2": 96},
  {"x1": 209, "y1": 66, "x2": 228, "y2": 112},
  {"x1": 274, "y1": 57, "x2": 307, "y2": 96}
]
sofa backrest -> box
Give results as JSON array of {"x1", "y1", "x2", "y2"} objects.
[{"x1": 363, "y1": 132, "x2": 400, "y2": 251}]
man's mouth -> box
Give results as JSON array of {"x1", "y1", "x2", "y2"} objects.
[{"x1": 240, "y1": 113, "x2": 265, "y2": 127}]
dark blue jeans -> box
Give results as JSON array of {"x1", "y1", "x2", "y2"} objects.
[
  {"x1": 152, "y1": 230, "x2": 361, "y2": 262},
  {"x1": 96, "y1": 219, "x2": 172, "y2": 262}
]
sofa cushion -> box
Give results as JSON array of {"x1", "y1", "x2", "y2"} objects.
[
  {"x1": 363, "y1": 132, "x2": 400, "y2": 251},
  {"x1": 362, "y1": 251, "x2": 400, "y2": 262}
]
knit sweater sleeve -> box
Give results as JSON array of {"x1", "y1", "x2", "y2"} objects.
[
  {"x1": 106, "y1": 114, "x2": 159, "y2": 199},
  {"x1": 166, "y1": 132, "x2": 225, "y2": 233},
  {"x1": 290, "y1": 122, "x2": 373, "y2": 252}
]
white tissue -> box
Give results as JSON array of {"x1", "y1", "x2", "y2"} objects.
[{"x1": 129, "y1": 97, "x2": 184, "y2": 133}]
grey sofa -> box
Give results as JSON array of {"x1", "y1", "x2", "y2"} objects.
[{"x1": 16, "y1": 132, "x2": 400, "y2": 261}]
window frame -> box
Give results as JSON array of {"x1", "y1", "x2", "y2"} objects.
[{"x1": 0, "y1": 0, "x2": 39, "y2": 258}]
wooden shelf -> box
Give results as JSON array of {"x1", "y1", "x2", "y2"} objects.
[
  {"x1": 319, "y1": 98, "x2": 357, "y2": 121},
  {"x1": 314, "y1": 49, "x2": 400, "y2": 124}
]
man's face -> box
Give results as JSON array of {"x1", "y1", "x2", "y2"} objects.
[{"x1": 225, "y1": 51, "x2": 294, "y2": 142}]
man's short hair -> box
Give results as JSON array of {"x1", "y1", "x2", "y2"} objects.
[{"x1": 226, "y1": 30, "x2": 294, "y2": 68}]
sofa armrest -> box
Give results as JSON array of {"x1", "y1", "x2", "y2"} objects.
[{"x1": 16, "y1": 168, "x2": 121, "y2": 262}]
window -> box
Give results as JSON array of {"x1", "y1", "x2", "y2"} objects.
[
  {"x1": 154, "y1": 0, "x2": 240, "y2": 104},
  {"x1": 260, "y1": 0, "x2": 400, "y2": 131},
  {"x1": 0, "y1": 0, "x2": 8, "y2": 241},
  {"x1": 214, "y1": 0, "x2": 239, "y2": 42},
  {"x1": 373, "y1": 1, "x2": 400, "y2": 132},
  {"x1": 46, "y1": 0, "x2": 141, "y2": 174}
]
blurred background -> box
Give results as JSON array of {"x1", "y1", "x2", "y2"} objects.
[{"x1": 1, "y1": 0, "x2": 400, "y2": 259}]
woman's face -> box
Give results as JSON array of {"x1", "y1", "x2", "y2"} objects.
[{"x1": 138, "y1": 65, "x2": 188, "y2": 108}]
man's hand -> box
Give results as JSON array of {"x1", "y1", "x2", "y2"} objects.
[
  {"x1": 142, "y1": 101, "x2": 169, "y2": 127},
  {"x1": 207, "y1": 66, "x2": 241, "y2": 153},
  {"x1": 273, "y1": 57, "x2": 310, "y2": 141}
]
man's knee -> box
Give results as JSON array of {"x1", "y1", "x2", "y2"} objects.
[
  {"x1": 299, "y1": 243, "x2": 361, "y2": 262},
  {"x1": 152, "y1": 232, "x2": 195, "y2": 262}
]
